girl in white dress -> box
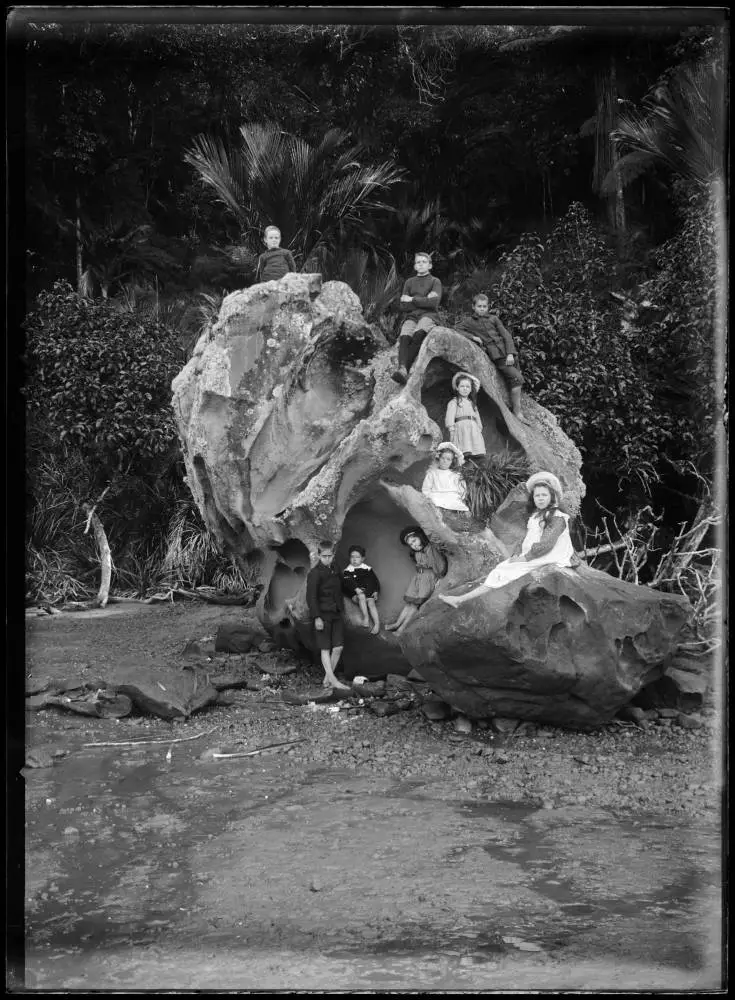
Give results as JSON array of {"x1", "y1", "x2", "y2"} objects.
[
  {"x1": 445, "y1": 372, "x2": 486, "y2": 459},
  {"x1": 439, "y1": 471, "x2": 577, "y2": 607},
  {"x1": 421, "y1": 442, "x2": 469, "y2": 512}
]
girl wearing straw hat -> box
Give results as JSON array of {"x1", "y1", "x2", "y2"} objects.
[
  {"x1": 439, "y1": 471, "x2": 577, "y2": 607},
  {"x1": 386, "y1": 526, "x2": 448, "y2": 635},
  {"x1": 445, "y1": 371, "x2": 486, "y2": 460},
  {"x1": 421, "y1": 442, "x2": 470, "y2": 512}
]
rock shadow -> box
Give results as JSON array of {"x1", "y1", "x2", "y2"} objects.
[{"x1": 420, "y1": 357, "x2": 524, "y2": 457}]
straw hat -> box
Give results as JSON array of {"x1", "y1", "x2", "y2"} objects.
[
  {"x1": 451, "y1": 371, "x2": 480, "y2": 393},
  {"x1": 525, "y1": 471, "x2": 563, "y2": 503},
  {"x1": 435, "y1": 441, "x2": 465, "y2": 466},
  {"x1": 400, "y1": 525, "x2": 428, "y2": 547}
]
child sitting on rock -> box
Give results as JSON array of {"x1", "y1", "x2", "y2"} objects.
[
  {"x1": 421, "y1": 442, "x2": 470, "y2": 513},
  {"x1": 391, "y1": 251, "x2": 442, "y2": 384},
  {"x1": 306, "y1": 540, "x2": 351, "y2": 692},
  {"x1": 456, "y1": 294, "x2": 526, "y2": 421},
  {"x1": 386, "y1": 526, "x2": 447, "y2": 635},
  {"x1": 445, "y1": 372, "x2": 486, "y2": 460},
  {"x1": 439, "y1": 472, "x2": 577, "y2": 607},
  {"x1": 341, "y1": 544, "x2": 381, "y2": 635},
  {"x1": 254, "y1": 225, "x2": 297, "y2": 283}
]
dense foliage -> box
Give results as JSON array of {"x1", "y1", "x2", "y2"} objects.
[
  {"x1": 14, "y1": 16, "x2": 725, "y2": 601},
  {"x1": 25, "y1": 281, "x2": 181, "y2": 478}
]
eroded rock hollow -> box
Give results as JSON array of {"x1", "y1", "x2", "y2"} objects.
[{"x1": 172, "y1": 275, "x2": 690, "y2": 725}]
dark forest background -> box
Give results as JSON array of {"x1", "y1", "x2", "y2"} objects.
[{"x1": 13, "y1": 18, "x2": 725, "y2": 638}]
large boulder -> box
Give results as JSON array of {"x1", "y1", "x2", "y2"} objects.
[
  {"x1": 397, "y1": 564, "x2": 691, "y2": 726},
  {"x1": 172, "y1": 276, "x2": 691, "y2": 717},
  {"x1": 172, "y1": 276, "x2": 585, "y2": 673}
]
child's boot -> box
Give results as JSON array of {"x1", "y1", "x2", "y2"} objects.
[{"x1": 391, "y1": 365, "x2": 408, "y2": 385}]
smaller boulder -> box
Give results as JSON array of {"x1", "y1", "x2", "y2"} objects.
[
  {"x1": 453, "y1": 714, "x2": 473, "y2": 734},
  {"x1": 214, "y1": 624, "x2": 257, "y2": 654},
  {"x1": 491, "y1": 717, "x2": 520, "y2": 734},
  {"x1": 422, "y1": 699, "x2": 450, "y2": 722}
]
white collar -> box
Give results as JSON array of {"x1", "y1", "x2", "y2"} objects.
[{"x1": 344, "y1": 563, "x2": 371, "y2": 573}]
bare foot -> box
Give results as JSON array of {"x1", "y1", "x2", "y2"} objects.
[
  {"x1": 385, "y1": 622, "x2": 399, "y2": 631},
  {"x1": 327, "y1": 677, "x2": 352, "y2": 693},
  {"x1": 360, "y1": 618, "x2": 370, "y2": 628},
  {"x1": 439, "y1": 594, "x2": 459, "y2": 607},
  {"x1": 370, "y1": 624, "x2": 380, "y2": 635}
]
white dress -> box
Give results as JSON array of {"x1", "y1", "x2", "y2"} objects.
[
  {"x1": 483, "y1": 511, "x2": 575, "y2": 588},
  {"x1": 446, "y1": 398, "x2": 486, "y2": 456},
  {"x1": 421, "y1": 467, "x2": 469, "y2": 512}
]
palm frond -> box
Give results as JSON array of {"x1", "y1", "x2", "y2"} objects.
[{"x1": 184, "y1": 135, "x2": 250, "y2": 226}]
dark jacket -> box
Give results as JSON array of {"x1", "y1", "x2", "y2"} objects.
[
  {"x1": 306, "y1": 562, "x2": 344, "y2": 619},
  {"x1": 341, "y1": 564, "x2": 381, "y2": 598},
  {"x1": 456, "y1": 313, "x2": 517, "y2": 362},
  {"x1": 255, "y1": 248, "x2": 297, "y2": 283},
  {"x1": 398, "y1": 275, "x2": 443, "y2": 321}
]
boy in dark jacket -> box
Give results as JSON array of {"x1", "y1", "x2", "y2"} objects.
[
  {"x1": 391, "y1": 251, "x2": 442, "y2": 384},
  {"x1": 306, "y1": 540, "x2": 350, "y2": 691},
  {"x1": 341, "y1": 544, "x2": 381, "y2": 634},
  {"x1": 456, "y1": 293, "x2": 526, "y2": 421},
  {"x1": 254, "y1": 226, "x2": 297, "y2": 283}
]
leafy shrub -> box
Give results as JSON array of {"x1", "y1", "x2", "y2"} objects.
[
  {"x1": 24, "y1": 280, "x2": 181, "y2": 481},
  {"x1": 492, "y1": 202, "x2": 714, "y2": 493},
  {"x1": 461, "y1": 449, "x2": 530, "y2": 523}
]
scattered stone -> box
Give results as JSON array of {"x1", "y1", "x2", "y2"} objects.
[
  {"x1": 116, "y1": 681, "x2": 188, "y2": 720},
  {"x1": 453, "y1": 714, "x2": 473, "y2": 734},
  {"x1": 214, "y1": 624, "x2": 257, "y2": 654},
  {"x1": 257, "y1": 639, "x2": 276, "y2": 654},
  {"x1": 421, "y1": 699, "x2": 451, "y2": 722},
  {"x1": 657, "y1": 708, "x2": 679, "y2": 718},
  {"x1": 368, "y1": 700, "x2": 401, "y2": 718},
  {"x1": 199, "y1": 747, "x2": 223, "y2": 761},
  {"x1": 618, "y1": 704, "x2": 647, "y2": 724},
  {"x1": 475, "y1": 720, "x2": 490, "y2": 730},
  {"x1": 496, "y1": 753, "x2": 510, "y2": 764},
  {"x1": 406, "y1": 668, "x2": 426, "y2": 682},
  {"x1": 676, "y1": 712, "x2": 703, "y2": 730},
  {"x1": 183, "y1": 637, "x2": 216, "y2": 659},
  {"x1": 62, "y1": 827, "x2": 80, "y2": 839},
  {"x1": 491, "y1": 717, "x2": 519, "y2": 734},
  {"x1": 255, "y1": 655, "x2": 298, "y2": 677},
  {"x1": 25, "y1": 677, "x2": 51, "y2": 696},
  {"x1": 352, "y1": 680, "x2": 386, "y2": 697},
  {"x1": 535, "y1": 727, "x2": 555, "y2": 739},
  {"x1": 25, "y1": 749, "x2": 54, "y2": 769},
  {"x1": 385, "y1": 674, "x2": 413, "y2": 692},
  {"x1": 515, "y1": 722, "x2": 538, "y2": 737},
  {"x1": 657, "y1": 718, "x2": 673, "y2": 727}
]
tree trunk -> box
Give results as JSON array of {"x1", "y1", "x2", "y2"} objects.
[
  {"x1": 609, "y1": 55, "x2": 626, "y2": 234},
  {"x1": 83, "y1": 503, "x2": 112, "y2": 608},
  {"x1": 75, "y1": 190, "x2": 84, "y2": 294}
]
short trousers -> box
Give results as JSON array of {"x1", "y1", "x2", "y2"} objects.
[
  {"x1": 399, "y1": 315, "x2": 437, "y2": 338},
  {"x1": 313, "y1": 616, "x2": 344, "y2": 650}
]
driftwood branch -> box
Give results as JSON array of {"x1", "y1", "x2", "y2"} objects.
[
  {"x1": 212, "y1": 738, "x2": 306, "y2": 759},
  {"x1": 82, "y1": 499, "x2": 112, "y2": 609},
  {"x1": 83, "y1": 728, "x2": 214, "y2": 749}
]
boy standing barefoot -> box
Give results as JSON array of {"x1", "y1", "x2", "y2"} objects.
[{"x1": 306, "y1": 540, "x2": 351, "y2": 691}]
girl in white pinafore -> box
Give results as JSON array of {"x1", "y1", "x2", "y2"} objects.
[
  {"x1": 421, "y1": 442, "x2": 469, "y2": 512},
  {"x1": 439, "y1": 471, "x2": 578, "y2": 607}
]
